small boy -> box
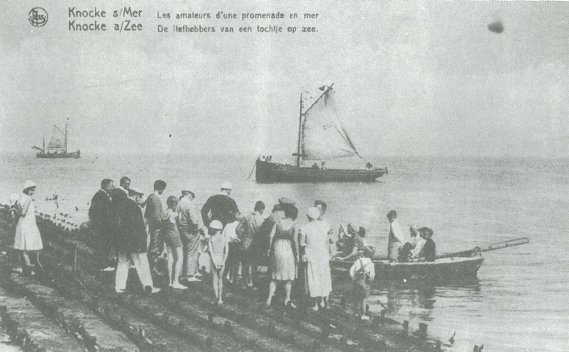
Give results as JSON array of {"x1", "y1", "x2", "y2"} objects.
[
  {"x1": 349, "y1": 245, "x2": 375, "y2": 320},
  {"x1": 207, "y1": 220, "x2": 228, "y2": 305}
]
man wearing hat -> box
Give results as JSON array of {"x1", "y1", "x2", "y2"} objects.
[
  {"x1": 200, "y1": 181, "x2": 240, "y2": 228},
  {"x1": 89, "y1": 179, "x2": 116, "y2": 271},
  {"x1": 115, "y1": 187, "x2": 160, "y2": 294},
  {"x1": 178, "y1": 189, "x2": 204, "y2": 282},
  {"x1": 145, "y1": 180, "x2": 167, "y2": 275}
]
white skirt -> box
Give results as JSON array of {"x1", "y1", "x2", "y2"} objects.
[
  {"x1": 304, "y1": 261, "x2": 332, "y2": 297},
  {"x1": 13, "y1": 209, "x2": 43, "y2": 251}
]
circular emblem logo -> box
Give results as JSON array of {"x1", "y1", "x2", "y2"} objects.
[{"x1": 29, "y1": 7, "x2": 48, "y2": 27}]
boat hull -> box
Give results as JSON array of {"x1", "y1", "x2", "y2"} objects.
[
  {"x1": 330, "y1": 256, "x2": 484, "y2": 281},
  {"x1": 255, "y1": 160, "x2": 386, "y2": 183},
  {"x1": 37, "y1": 150, "x2": 80, "y2": 159}
]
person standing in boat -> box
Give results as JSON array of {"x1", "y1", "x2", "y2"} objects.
[
  {"x1": 178, "y1": 189, "x2": 204, "y2": 283},
  {"x1": 13, "y1": 180, "x2": 43, "y2": 276},
  {"x1": 89, "y1": 178, "x2": 116, "y2": 272},
  {"x1": 418, "y1": 227, "x2": 436, "y2": 262},
  {"x1": 145, "y1": 180, "x2": 167, "y2": 277},
  {"x1": 114, "y1": 187, "x2": 160, "y2": 294},
  {"x1": 239, "y1": 201, "x2": 265, "y2": 288},
  {"x1": 201, "y1": 181, "x2": 240, "y2": 228},
  {"x1": 266, "y1": 204, "x2": 300, "y2": 308},
  {"x1": 299, "y1": 207, "x2": 332, "y2": 311},
  {"x1": 387, "y1": 210, "x2": 406, "y2": 262}
]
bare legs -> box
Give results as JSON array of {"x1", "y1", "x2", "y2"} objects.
[
  {"x1": 167, "y1": 245, "x2": 185, "y2": 289},
  {"x1": 211, "y1": 267, "x2": 224, "y2": 304},
  {"x1": 20, "y1": 250, "x2": 42, "y2": 276},
  {"x1": 266, "y1": 280, "x2": 295, "y2": 308}
]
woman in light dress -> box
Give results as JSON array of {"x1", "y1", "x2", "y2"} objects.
[
  {"x1": 266, "y1": 204, "x2": 299, "y2": 308},
  {"x1": 13, "y1": 180, "x2": 43, "y2": 276},
  {"x1": 299, "y1": 207, "x2": 332, "y2": 310}
]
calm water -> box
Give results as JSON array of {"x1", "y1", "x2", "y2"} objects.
[{"x1": 0, "y1": 153, "x2": 568, "y2": 351}]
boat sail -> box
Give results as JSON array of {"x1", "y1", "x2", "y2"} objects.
[
  {"x1": 255, "y1": 84, "x2": 387, "y2": 183},
  {"x1": 32, "y1": 119, "x2": 80, "y2": 158}
]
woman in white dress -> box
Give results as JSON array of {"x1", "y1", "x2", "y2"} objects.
[
  {"x1": 299, "y1": 207, "x2": 332, "y2": 310},
  {"x1": 13, "y1": 180, "x2": 43, "y2": 276}
]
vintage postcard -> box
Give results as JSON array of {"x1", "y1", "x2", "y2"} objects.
[{"x1": 0, "y1": 1, "x2": 567, "y2": 351}]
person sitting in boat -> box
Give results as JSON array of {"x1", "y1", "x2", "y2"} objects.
[
  {"x1": 366, "y1": 161, "x2": 373, "y2": 170},
  {"x1": 398, "y1": 225, "x2": 425, "y2": 262},
  {"x1": 417, "y1": 227, "x2": 436, "y2": 262},
  {"x1": 321, "y1": 161, "x2": 327, "y2": 170},
  {"x1": 333, "y1": 223, "x2": 365, "y2": 261},
  {"x1": 312, "y1": 163, "x2": 319, "y2": 170},
  {"x1": 410, "y1": 225, "x2": 426, "y2": 260}
]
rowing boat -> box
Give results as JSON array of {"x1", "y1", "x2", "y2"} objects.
[
  {"x1": 330, "y1": 237, "x2": 529, "y2": 281},
  {"x1": 330, "y1": 256, "x2": 485, "y2": 281}
]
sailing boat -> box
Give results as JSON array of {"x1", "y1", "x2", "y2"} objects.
[
  {"x1": 255, "y1": 84, "x2": 387, "y2": 183},
  {"x1": 32, "y1": 119, "x2": 80, "y2": 158}
]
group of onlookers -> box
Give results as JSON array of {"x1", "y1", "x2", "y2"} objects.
[{"x1": 5, "y1": 178, "x2": 436, "y2": 320}]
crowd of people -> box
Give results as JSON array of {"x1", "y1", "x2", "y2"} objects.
[{"x1": 5, "y1": 178, "x2": 437, "y2": 319}]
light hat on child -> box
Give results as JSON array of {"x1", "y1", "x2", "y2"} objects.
[
  {"x1": 23, "y1": 180, "x2": 36, "y2": 191},
  {"x1": 306, "y1": 207, "x2": 321, "y2": 220},
  {"x1": 209, "y1": 220, "x2": 223, "y2": 230}
]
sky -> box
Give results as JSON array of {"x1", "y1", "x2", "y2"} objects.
[{"x1": 1, "y1": 1, "x2": 568, "y2": 158}]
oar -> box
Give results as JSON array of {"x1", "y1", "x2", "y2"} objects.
[{"x1": 436, "y1": 237, "x2": 530, "y2": 259}]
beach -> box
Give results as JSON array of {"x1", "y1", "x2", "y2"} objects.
[{"x1": 0, "y1": 152, "x2": 567, "y2": 351}]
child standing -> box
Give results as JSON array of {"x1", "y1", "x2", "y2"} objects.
[
  {"x1": 349, "y1": 246, "x2": 375, "y2": 320},
  {"x1": 208, "y1": 220, "x2": 228, "y2": 305},
  {"x1": 161, "y1": 196, "x2": 186, "y2": 289}
]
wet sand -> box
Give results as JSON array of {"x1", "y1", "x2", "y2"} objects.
[{"x1": 0, "y1": 209, "x2": 448, "y2": 351}]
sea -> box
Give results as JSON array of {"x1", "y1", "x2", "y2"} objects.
[{"x1": 0, "y1": 152, "x2": 567, "y2": 351}]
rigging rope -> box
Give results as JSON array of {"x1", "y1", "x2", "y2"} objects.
[{"x1": 246, "y1": 160, "x2": 256, "y2": 180}]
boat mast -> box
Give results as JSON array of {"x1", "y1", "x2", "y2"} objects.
[
  {"x1": 295, "y1": 93, "x2": 303, "y2": 167},
  {"x1": 64, "y1": 119, "x2": 68, "y2": 153},
  {"x1": 42, "y1": 137, "x2": 45, "y2": 153}
]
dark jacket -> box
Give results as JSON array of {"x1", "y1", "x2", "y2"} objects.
[
  {"x1": 420, "y1": 238, "x2": 436, "y2": 262},
  {"x1": 117, "y1": 198, "x2": 148, "y2": 254},
  {"x1": 201, "y1": 194, "x2": 239, "y2": 227},
  {"x1": 89, "y1": 190, "x2": 114, "y2": 233},
  {"x1": 144, "y1": 193, "x2": 163, "y2": 229}
]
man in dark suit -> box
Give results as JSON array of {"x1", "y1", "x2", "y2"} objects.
[
  {"x1": 145, "y1": 179, "x2": 167, "y2": 276},
  {"x1": 201, "y1": 181, "x2": 240, "y2": 228},
  {"x1": 89, "y1": 179, "x2": 116, "y2": 271},
  {"x1": 115, "y1": 187, "x2": 160, "y2": 293}
]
